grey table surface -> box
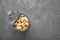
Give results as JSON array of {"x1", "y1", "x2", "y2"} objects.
[{"x1": 0, "y1": 0, "x2": 60, "y2": 40}]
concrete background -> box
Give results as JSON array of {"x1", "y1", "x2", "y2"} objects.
[{"x1": 0, "y1": 0, "x2": 60, "y2": 40}]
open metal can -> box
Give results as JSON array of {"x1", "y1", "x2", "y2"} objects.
[{"x1": 13, "y1": 13, "x2": 30, "y2": 32}]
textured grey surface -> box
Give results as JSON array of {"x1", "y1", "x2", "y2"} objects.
[{"x1": 0, "y1": 0, "x2": 60, "y2": 40}]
